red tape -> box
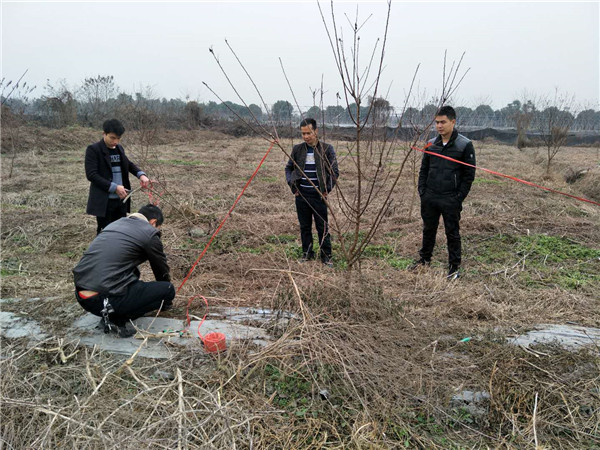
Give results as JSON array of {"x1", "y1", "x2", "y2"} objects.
[
  {"x1": 175, "y1": 141, "x2": 275, "y2": 338},
  {"x1": 413, "y1": 143, "x2": 600, "y2": 207},
  {"x1": 176, "y1": 141, "x2": 275, "y2": 294},
  {"x1": 142, "y1": 180, "x2": 165, "y2": 206},
  {"x1": 179, "y1": 294, "x2": 209, "y2": 340}
]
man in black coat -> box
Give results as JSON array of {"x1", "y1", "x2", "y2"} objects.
[
  {"x1": 73, "y1": 204, "x2": 175, "y2": 337},
  {"x1": 285, "y1": 118, "x2": 339, "y2": 266},
  {"x1": 85, "y1": 119, "x2": 150, "y2": 234},
  {"x1": 415, "y1": 106, "x2": 476, "y2": 279}
]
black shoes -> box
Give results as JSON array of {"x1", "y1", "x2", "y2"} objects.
[
  {"x1": 299, "y1": 253, "x2": 333, "y2": 267},
  {"x1": 408, "y1": 258, "x2": 431, "y2": 270},
  {"x1": 117, "y1": 326, "x2": 136, "y2": 338},
  {"x1": 408, "y1": 259, "x2": 461, "y2": 280},
  {"x1": 447, "y1": 264, "x2": 460, "y2": 280},
  {"x1": 299, "y1": 252, "x2": 315, "y2": 263},
  {"x1": 98, "y1": 318, "x2": 135, "y2": 338}
]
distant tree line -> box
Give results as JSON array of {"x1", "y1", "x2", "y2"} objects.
[{"x1": 2, "y1": 75, "x2": 599, "y2": 132}]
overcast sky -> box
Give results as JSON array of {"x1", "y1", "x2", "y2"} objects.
[{"x1": 2, "y1": 1, "x2": 599, "y2": 111}]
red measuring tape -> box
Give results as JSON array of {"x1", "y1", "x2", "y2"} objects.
[
  {"x1": 174, "y1": 141, "x2": 276, "y2": 338},
  {"x1": 413, "y1": 143, "x2": 600, "y2": 207},
  {"x1": 145, "y1": 180, "x2": 165, "y2": 206}
]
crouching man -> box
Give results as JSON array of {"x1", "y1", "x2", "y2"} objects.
[{"x1": 73, "y1": 204, "x2": 175, "y2": 337}]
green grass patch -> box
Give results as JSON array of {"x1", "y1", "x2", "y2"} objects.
[
  {"x1": 1, "y1": 203, "x2": 29, "y2": 210},
  {"x1": 473, "y1": 233, "x2": 600, "y2": 289},
  {"x1": 519, "y1": 234, "x2": 599, "y2": 262},
  {"x1": 0, "y1": 259, "x2": 25, "y2": 276},
  {"x1": 264, "y1": 364, "x2": 313, "y2": 411},
  {"x1": 472, "y1": 177, "x2": 503, "y2": 185},
  {"x1": 388, "y1": 257, "x2": 413, "y2": 269},
  {"x1": 266, "y1": 234, "x2": 297, "y2": 244},
  {"x1": 58, "y1": 157, "x2": 83, "y2": 163},
  {"x1": 338, "y1": 241, "x2": 412, "y2": 269},
  {"x1": 473, "y1": 234, "x2": 600, "y2": 264},
  {"x1": 362, "y1": 244, "x2": 395, "y2": 258},
  {"x1": 157, "y1": 159, "x2": 206, "y2": 166},
  {"x1": 259, "y1": 176, "x2": 279, "y2": 183}
]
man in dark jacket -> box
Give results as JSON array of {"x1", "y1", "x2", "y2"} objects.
[
  {"x1": 415, "y1": 106, "x2": 476, "y2": 279},
  {"x1": 285, "y1": 118, "x2": 339, "y2": 266},
  {"x1": 85, "y1": 119, "x2": 150, "y2": 234},
  {"x1": 73, "y1": 204, "x2": 175, "y2": 337}
]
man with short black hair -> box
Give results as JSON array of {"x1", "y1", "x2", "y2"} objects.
[
  {"x1": 414, "y1": 106, "x2": 476, "y2": 279},
  {"x1": 73, "y1": 204, "x2": 174, "y2": 337},
  {"x1": 85, "y1": 119, "x2": 150, "y2": 234},
  {"x1": 285, "y1": 118, "x2": 339, "y2": 266}
]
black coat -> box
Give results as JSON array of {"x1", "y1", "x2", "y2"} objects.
[
  {"x1": 73, "y1": 216, "x2": 170, "y2": 296},
  {"x1": 284, "y1": 141, "x2": 339, "y2": 194},
  {"x1": 85, "y1": 139, "x2": 143, "y2": 217},
  {"x1": 418, "y1": 129, "x2": 476, "y2": 201}
]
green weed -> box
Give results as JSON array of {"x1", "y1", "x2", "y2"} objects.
[
  {"x1": 0, "y1": 203, "x2": 29, "y2": 210},
  {"x1": 157, "y1": 159, "x2": 206, "y2": 166},
  {"x1": 472, "y1": 178, "x2": 503, "y2": 185},
  {"x1": 362, "y1": 244, "x2": 394, "y2": 258},
  {"x1": 473, "y1": 233, "x2": 600, "y2": 289},
  {"x1": 259, "y1": 176, "x2": 279, "y2": 183},
  {"x1": 386, "y1": 421, "x2": 411, "y2": 446},
  {"x1": 264, "y1": 364, "x2": 313, "y2": 411}
]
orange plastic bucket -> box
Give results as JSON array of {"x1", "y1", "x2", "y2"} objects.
[{"x1": 203, "y1": 332, "x2": 226, "y2": 353}]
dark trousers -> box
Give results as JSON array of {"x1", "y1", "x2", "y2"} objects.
[
  {"x1": 295, "y1": 194, "x2": 332, "y2": 260},
  {"x1": 75, "y1": 280, "x2": 175, "y2": 327},
  {"x1": 96, "y1": 198, "x2": 127, "y2": 234},
  {"x1": 419, "y1": 193, "x2": 463, "y2": 267}
]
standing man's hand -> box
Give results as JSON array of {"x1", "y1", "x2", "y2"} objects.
[
  {"x1": 115, "y1": 185, "x2": 129, "y2": 199},
  {"x1": 140, "y1": 175, "x2": 150, "y2": 189}
]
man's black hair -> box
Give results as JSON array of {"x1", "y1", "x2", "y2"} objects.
[
  {"x1": 103, "y1": 119, "x2": 125, "y2": 137},
  {"x1": 436, "y1": 106, "x2": 456, "y2": 121},
  {"x1": 300, "y1": 118, "x2": 318, "y2": 130},
  {"x1": 138, "y1": 204, "x2": 164, "y2": 226}
]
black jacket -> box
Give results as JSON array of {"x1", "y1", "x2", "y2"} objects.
[
  {"x1": 73, "y1": 216, "x2": 170, "y2": 296},
  {"x1": 85, "y1": 139, "x2": 144, "y2": 217},
  {"x1": 418, "y1": 129, "x2": 476, "y2": 201},
  {"x1": 284, "y1": 141, "x2": 339, "y2": 194}
]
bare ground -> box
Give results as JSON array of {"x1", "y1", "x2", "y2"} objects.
[{"x1": 1, "y1": 126, "x2": 599, "y2": 448}]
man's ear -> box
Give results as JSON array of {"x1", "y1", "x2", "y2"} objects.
[{"x1": 149, "y1": 218, "x2": 158, "y2": 227}]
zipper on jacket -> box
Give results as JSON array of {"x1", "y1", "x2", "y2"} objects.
[{"x1": 454, "y1": 173, "x2": 457, "y2": 189}]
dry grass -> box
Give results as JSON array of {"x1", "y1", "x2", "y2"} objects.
[{"x1": 1, "y1": 126, "x2": 599, "y2": 447}]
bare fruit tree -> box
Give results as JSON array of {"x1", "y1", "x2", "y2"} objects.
[
  {"x1": 310, "y1": 1, "x2": 468, "y2": 267},
  {"x1": 204, "y1": 1, "x2": 468, "y2": 268}
]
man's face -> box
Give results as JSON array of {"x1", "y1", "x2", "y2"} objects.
[
  {"x1": 300, "y1": 125, "x2": 318, "y2": 147},
  {"x1": 103, "y1": 132, "x2": 121, "y2": 149},
  {"x1": 435, "y1": 115, "x2": 456, "y2": 139}
]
